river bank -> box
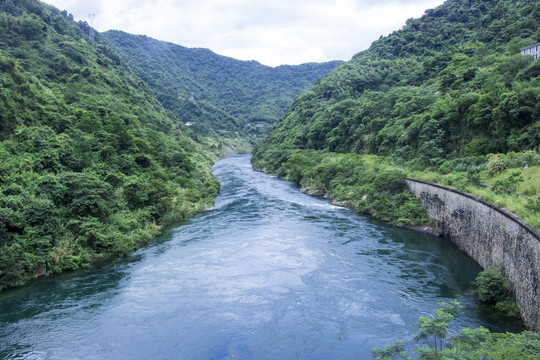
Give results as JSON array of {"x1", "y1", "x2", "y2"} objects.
[
  {"x1": 301, "y1": 187, "x2": 442, "y2": 236},
  {"x1": 1, "y1": 154, "x2": 521, "y2": 359}
]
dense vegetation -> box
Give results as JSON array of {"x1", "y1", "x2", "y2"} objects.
[
  {"x1": 474, "y1": 266, "x2": 520, "y2": 318},
  {"x1": 372, "y1": 301, "x2": 540, "y2": 359},
  {"x1": 253, "y1": 0, "x2": 540, "y2": 227},
  {"x1": 253, "y1": 150, "x2": 432, "y2": 226},
  {"x1": 257, "y1": 0, "x2": 539, "y2": 159},
  {"x1": 102, "y1": 30, "x2": 341, "y2": 138},
  {"x1": 0, "y1": 0, "x2": 221, "y2": 290}
]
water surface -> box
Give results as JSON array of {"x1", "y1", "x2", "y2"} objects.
[{"x1": 0, "y1": 154, "x2": 519, "y2": 359}]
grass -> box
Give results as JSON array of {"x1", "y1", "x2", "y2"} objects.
[
  {"x1": 406, "y1": 165, "x2": 540, "y2": 231},
  {"x1": 484, "y1": 166, "x2": 540, "y2": 196}
]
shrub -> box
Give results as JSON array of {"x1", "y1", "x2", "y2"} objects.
[
  {"x1": 493, "y1": 170, "x2": 524, "y2": 193},
  {"x1": 525, "y1": 196, "x2": 540, "y2": 212},
  {"x1": 441, "y1": 171, "x2": 469, "y2": 188},
  {"x1": 495, "y1": 299, "x2": 521, "y2": 319},
  {"x1": 372, "y1": 301, "x2": 540, "y2": 360},
  {"x1": 372, "y1": 169, "x2": 405, "y2": 193},
  {"x1": 487, "y1": 154, "x2": 509, "y2": 177},
  {"x1": 467, "y1": 170, "x2": 481, "y2": 185},
  {"x1": 473, "y1": 266, "x2": 515, "y2": 307},
  {"x1": 507, "y1": 150, "x2": 540, "y2": 168}
]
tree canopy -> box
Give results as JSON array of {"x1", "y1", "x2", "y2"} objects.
[
  {"x1": 0, "y1": 0, "x2": 220, "y2": 290},
  {"x1": 102, "y1": 30, "x2": 341, "y2": 139},
  {"x1": 255, "y1": 0, "x2": 540, "y2": 165}
]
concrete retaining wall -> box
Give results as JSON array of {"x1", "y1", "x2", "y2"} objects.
[{"x1": 405, "y1": 178, "x2": 540, "y2": 331}]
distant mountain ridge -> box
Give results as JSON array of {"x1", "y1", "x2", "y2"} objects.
[{"x1": 102, "y1": 30, "x2": 342, "y2": 137}]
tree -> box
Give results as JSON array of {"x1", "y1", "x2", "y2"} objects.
[{"x1": 371, "y1": 301, "x2": 540, "y2": 360}]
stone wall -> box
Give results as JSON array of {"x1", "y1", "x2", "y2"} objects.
[{"x1": 405, "y1": 178, "x2": 540, "y2": 331}]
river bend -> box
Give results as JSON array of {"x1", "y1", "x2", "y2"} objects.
[{"x1": 0, "y1": 154, "x2": 519, "y2": 359}]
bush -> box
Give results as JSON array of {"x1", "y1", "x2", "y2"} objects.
[
  {"x1": 372, "y1": 301, "x2": 540, "y2": 360},
  {"x1": 495, "y1": 299, "x2": 521, "y2": 318},
  {"x1": 493, "y1": 170, "x2": 524, "y2": 193},
  {"x1": 56, "y1": 172, "x2": 113, "y2": 219},
  {"x1": 467, "y1": 170, "x2": 481, "y2": 185},
  {"x1": 474, "y1": 267, "x2": 513, "y2": 306},
  {"x1": 438, "y1": 156, "x2": 487, "y2": 174},
  {"x1": 487, "y1": 154, "x2": 509, "y2": 177},
  {"x1": 373, "y1": 169, "x2": 406, "y2": 193},
  {"x1": 525, "y1": 196, "x2": 540, "y2": 212},
  {"x1": 441, "y1": 171, "x2": 469, "y2": 188}
]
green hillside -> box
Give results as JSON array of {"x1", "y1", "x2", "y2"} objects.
[
  {"x1": 253, "y1": 0, "x2": 540, "y2": 226},
  {"x1": 0, "y1": 0, "x2": 220, "y2": 290},
  {"x1": 102, "y1": 30, "x2": 342, "y2": 138},
  {"x1": 256, "y1": 0, "x2": 539, "y2": 161}
]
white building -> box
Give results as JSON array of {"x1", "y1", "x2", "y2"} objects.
[{"x1": 521, "y1": 43, "x2": 540, "y2": 60}]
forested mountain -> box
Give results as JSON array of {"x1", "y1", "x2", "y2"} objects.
[
  {"x1": 255, "y1": 0, "x2": 539, "y2": 165},
  {"x1": 0, "y1": 0, "x2": 220, "y2": 289},
  {"x1": 102, "y1": 30, "x2": 342, "y2": 137},
  {"x1": 253, "y1": 0, "x2": 539, "y2": 227},
  {"x1": 1, "y1": 0, "x2": 538, "y2": 294}
]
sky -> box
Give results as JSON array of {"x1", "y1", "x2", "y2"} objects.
[{"x1": 43, "y1": 0, "x2": 445, "y2": 67}]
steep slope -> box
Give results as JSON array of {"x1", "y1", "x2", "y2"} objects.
[
  {"x1": 102, "y1": 30, "x2": 342, "y2": 137},
  {"x1": 255, "y1": 0, "x2": 539, "y2": 166},
  {"x1": 252, "y1": 0, "x2": 539, "y2": 227},
  {"x1": 0, "y1": 0, "x2": 219, "y2": 290}
]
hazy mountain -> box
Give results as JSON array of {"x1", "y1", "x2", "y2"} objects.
[{"x1": 102, "y1": 30, "x2": 342, "y2": 137}]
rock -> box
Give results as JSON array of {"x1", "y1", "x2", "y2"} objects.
[
  {"x1": 303, "y1": 188, "x2": 326, "y2": 197},
  {"x1": 332, "y1": 200, "x2": 350, "y2": 207}
]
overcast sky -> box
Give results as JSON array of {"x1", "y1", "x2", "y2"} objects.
[{"x1": 43, "y1": 0, "x2": 445, "y2": 67}]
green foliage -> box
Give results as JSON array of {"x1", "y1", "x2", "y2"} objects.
[
  {"x1": 256, "y1": 0, "x2": 539, "y2": 174},
  {"x1": 494, "y1": 299, "x2": 521, "y2": 319},
  {"x1": 474, "y1": 267, "x2": 510, "y2": 304},
  {"x1": 493, "y1": 170, "x2": 525, "y2": 193},
  {"x1": 101, "y1": 30, "x2": 341, "y2": 139},
  {"x1": 371, "y1": 340, "x2": 410, "y2": 360},
  {"x1": 478, "y1": 331, "x2": 540, "y2": 360},
  {"x1": 473, "y1": 266, "x2": 521, "y2": 318},
  {"x1": 0, "y1": 0, "x2": 220, "y2": 291},
  {"x1": 372, "y1": 301, "x2": 540, "y2": 360},
  {"x1": 487, "y1": 151, "x2": 540, "y2": 177},
  {"x1": 413, "y1": 300, "x2": 463, "y2": 357},
  {"x1": 254, "y1": 0, "x2": 540, "y2": 233},
  {"x1": 487, "y1": 154, "x2": 511, "y2": 177},
  {"x1": 526, "y1": 195, "x2": 540, "y2": 212},
  {"x1": 252, "y1": 149, "x2": 431, "y2": 226}
]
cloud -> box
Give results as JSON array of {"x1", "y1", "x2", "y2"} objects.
[{"x1": 43, "y1": 0, "x2": 444, "y2": 66}]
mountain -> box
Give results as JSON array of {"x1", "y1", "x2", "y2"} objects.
[
  {"x1": 102, "y1": 30, "x2": 342, "y2": 138},
  {"x1": 254, "y1": 0, "x2": 539, "y2": 168},
  {"x1": 252, "y1": 0, "x2": 539, "y2": 228},
  {"x1": 0, "y1": 0, "x2": 220, "y2": 290}
]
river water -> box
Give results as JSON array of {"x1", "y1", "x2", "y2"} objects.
[{"x1": 0, "y1": 154, "x2": 521, "y2": 359}]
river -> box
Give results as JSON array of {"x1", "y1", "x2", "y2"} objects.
[{"x1": 0, "y1": 154, "x2": 521, "y2": 359}]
